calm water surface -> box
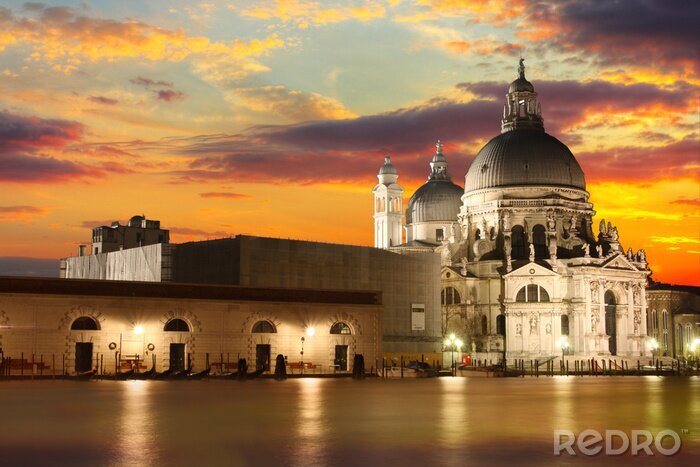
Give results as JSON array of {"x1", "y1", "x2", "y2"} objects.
[{"x1": 0, "y1": 377, "x2": 698, "y2": 466}]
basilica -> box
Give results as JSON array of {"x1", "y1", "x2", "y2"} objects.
[{"x1": 373, "y1": 61, "x2": 652, "y2": 362}]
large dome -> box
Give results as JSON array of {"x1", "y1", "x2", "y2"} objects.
[
  {"x1": 464, "y1": 130, "x2": 586, "y2": 193},
  {"x1": 406, "y1": 180, "x2": 463, "y2": 224}
]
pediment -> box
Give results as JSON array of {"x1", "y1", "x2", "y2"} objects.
[
  {"x1": 601, "y1": 253, "x2": 638, "y2": 271},
  {"x1": 504, "y1": 261, "x2": 559, "y2": 278}
]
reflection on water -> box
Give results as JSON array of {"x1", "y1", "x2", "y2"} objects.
[
  {"x1": 117, "y1": 381, "x2": 157, "y2": 466},
  {"x1": 0, "y1": 377, "x2": 698, "y2": 466},
  {"x1": 294, "y1": 378, "x2": 327, "y2": 466}
]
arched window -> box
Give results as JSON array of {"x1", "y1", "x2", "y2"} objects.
[
  {"x1": 676, "y1": 324, "x2": 683, "y2": 353},
  {"x1": 686, "y1": 324, "x2": 692, "y2": 345},
  {"x1": 489, "y1": 227, "x2": 496, "y2": 240},
  {"x1": 651, "y1": 310, "x2": 658, "y2": 334},
  {"x1": 71, "y1": 316, "x2": 99, "y2": 331},
  {"x1": 481, "y1": 315, "x2": 488, "y2": 335},
  {"x1": 441, "y1": 287, "x2": 461, "y2": 306},
  {"x1": 515, "y1": 285, "x2": 550, "y2": 302},
  {"x1": 496, "y1": 314, "x2": 506, "y2": 336},
  {"x1": 511, "y1": 225, "x2": 527, "y2": 259},
  {"x1": 330, "y1": 322, "x2": 352, "y2": 335},
  {"x1": 662, "y1": 310, "x2": 668, "y2": 330},
  {"x1": 532, "y1": 224, "x2": 547, "y2": 258},
  {"x1": 561, "y1": 315, "x2": 569, "y2": 336},
  {"x1": 164, "y1": 318, "x2": 190, "y2": 332},
  {"x1": 252, "y1": 320, "x2": 276, "y2": 333},
  {"x1": 475, "y1": 229, "x2": 481, "y2": 240}
]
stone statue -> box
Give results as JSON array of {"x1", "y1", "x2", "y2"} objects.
[
  {"x1": 471, "y1": 342, "x2": 476, "y2": 353},
  {"x1": 481, "y1": 218, "x2": 488, "y2": 238},
  {"x1": 610, "y1": 226, "x2": 619, "y2": 241},
  {"x1": 583, "y1": 243, "x2": 590, "y2": 257},
  {"x1": 546, "y1": 211, "x2": 556, "y2": 232},
  {"x1": 590, "y1": 281, "x2": 599, "y2": 300},
  {"x1": 633, "y1": 287, "x2": 641, "y2": 305},
  {"x1": 545, "y1": 323, "x2": 552, "y2": 335},
  {"x1": 529, "y1": 242, "x2": 535, "y2": 260},
  {"x1": 599, "y1": 218, "x2": 606, "y2": 236},
  {"x1": 570, "y1": 214, "x2": 578, "y2": 232},
  {"x1": 529, "y1": 314, "x2": 538, "y2": 335},
  {"x1": 634, "y1": 310, "x2": 641, "y2": 334},
  {"x1": 501, "y1": 211, "x2": 510, "y2": 231},
  {"x1": 449, "y1": 223, "x2": 456, "y2": 241},
  {"x1": 460, "y1": 257, "x2": 468, "y2": 276},
  {"x1": 591, "y1": 312, "x2": 599, "y2": 333},
  {"x1": 516, "y1": 323, "x2": 522, "y2": 336},
  {"x1": 607, "y1": 221, "x2": 613, "y2": 235},
  {"x1": 627, "y1": 248, "x2": 634, "y2": 261},
  {"x1": 596, "y1": 244, "x2": 603, "y2": 257},
  {"x1": 637, "y1": 249, "x2": 646, "y2": 262}
]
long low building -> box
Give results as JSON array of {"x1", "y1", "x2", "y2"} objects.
[{"x1": 0, "y1": 276, "x2": 382, "y2": 375}]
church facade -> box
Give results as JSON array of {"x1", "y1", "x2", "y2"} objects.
[{"x1": 373, "y1": 61, "x2": 652, "y2": 362}]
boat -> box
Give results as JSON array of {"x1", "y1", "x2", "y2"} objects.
[
  {"x1": 153, "y1": 368, "x2": 175, "y2": 380},
  {"x1": 245, "y1": 368, "x2": 265, "y2": 379},
  {"x1": 131, "y1": 366, "x2": 157, "y2": 380},
  {"x1": 187, "y1": 368, "x2": 210, "y2": 380},
  {"x1": 109, "y1": 369, "x2": 135, "y2": 381}
]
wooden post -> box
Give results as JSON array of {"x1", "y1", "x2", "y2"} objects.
[
  {"x1": 400, "y1": 355, "x2": 404, "y2": 379},
  {"x1": 52, "y1": 354, "x2": 55, "y2": 379}
]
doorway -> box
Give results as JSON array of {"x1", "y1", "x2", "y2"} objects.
[
  {"x1": 169, "y1": 343, "x2": 186, "y2": 372},
  {"x1": 256, "y1": 344, "x2": 271, "y2": 371},
  {"x1": 75, "y1": 342, "x2": 93, "y2": 373},
  {"x1": 335, "y1": 345, "x2": 348, "y2": 371},
  {"x1": 604, "y1": 291, "x2": 617, "y2": 356}
]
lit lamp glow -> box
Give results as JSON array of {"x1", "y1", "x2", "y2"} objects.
[
  {"x1": 134, "y1": 325, "x2": 144, "y2": 335},
  {"x1": 444, "y1": 334, "x2": 462, "y2": 376},
  {"x1": 556, "y1": 336, "x2": 569, "y2": 361},
  {"x1": 306, "y1": 327, "x2": 316, "y2": 337},
  {"x1": 648, "y1": 338, "x2": 659, "y2": 357}
]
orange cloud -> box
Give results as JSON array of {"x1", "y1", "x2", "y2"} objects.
[
  {"x1": 0, "y1": 206, "x2": 48, "y2": 222},
  {"x1": 240, "y1": 0, "x2": 386, "y2": 28},
  {"x1": 230, "y1": 86, "x2": 356, "y2": 121}
]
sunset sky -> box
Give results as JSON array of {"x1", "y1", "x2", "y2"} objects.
[{"x1": 0, "y1": 0, "x2": 698, "y2": 285}]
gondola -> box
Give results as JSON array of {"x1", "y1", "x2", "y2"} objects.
[
  {"x1": 66, "y1": 368, "x2": 97, "y2": 381},
  {"x1": 239, "y1": 368, "x2": 265, "y2": 380},
  {"x1": 109, "y1": 369, "x2": 135, "y2": 381},
  {"x1": 153, "y1": 368, "x2": 175, "y2": 380},
  {"x1": 131, "y1": 365, "x2": 157, "y2": 380},
  {"x1": 187, "y1": 368, "x2": 210, "y2": 380}
]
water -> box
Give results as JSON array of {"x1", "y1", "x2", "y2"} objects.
[{"x1": 0, "y1": 377, "x2": 698, "y2": 466}]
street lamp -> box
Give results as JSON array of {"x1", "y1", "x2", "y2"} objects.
[
  {"x1": 690, "y1": 338, "x2": 700, "y2": 362},
  {"x1": 648, "y1": 337, "x2": 659, "y2": 359},
  {"x1": 444, "y1": 334, "x2": 463, "y2": 376},
  {"x1": 556, "y1": 336, "x2": 569, "y2": 362}
]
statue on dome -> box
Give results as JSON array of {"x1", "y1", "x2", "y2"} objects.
[
  {"x1": 529, "y1": 243, "x2": 535, "y2": 261},
  {"x1": 518, "y1": 58, "x2": 525, "y2": 78},
  {"x1": 636, "y1": 249, "x2": 646, "y2": 263},
  {"x1": 583, "y1": 243, "x2": 590, "y2": 258},
  {"x1": 599, "y1": 219, "x2": 607, "y2": 236},
  {"x1": 627, "y1": 248, "x2": 634, "y2": 261},
  {"x1": 596, "y1": 245, "x2": 603, "y2": 257},
  {"x1": 610, "y1": 226, "x2": 619, "y2": 242}
]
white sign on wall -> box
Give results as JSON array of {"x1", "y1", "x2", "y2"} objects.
[{"x1": 411, "y1": 304, "x2": 425, "y2": 331}]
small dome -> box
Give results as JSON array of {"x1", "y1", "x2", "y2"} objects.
[
  {"x1": 464, "y1": 130, "x2": 586, "y2": 193},
  {"x1": 508, "y1": 77, "x2": 534, "y2": 93},
  {"x1": 406, "y1": 180, "x2": 463, "y2": 224},
  {"x1": 379, "y1": 156, "x2": 397, "y2": 175}
]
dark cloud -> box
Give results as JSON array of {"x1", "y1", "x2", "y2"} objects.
[
  {"x1": 671, "y1": 197, "x2": 700, "y2": 206},
  {"x1": 88, "y1": 95, "x2": 119, "y2": 105},
  {"x1": 169, "y1": 227, "x2": 232, "y2": 238},
  {"x1": 0, "y1": 153, "x2": 95, "y2": 182},
  {"x1": 154, "y1": 89, "x2": 186, "y2": 102},
  {"x1": 0, "y1": 110, "x2": 83, "y2": 150},
  {"x1": 460, "y1": 79, "x2": 696, "y2": 133},
  {"x1": 0, "y1": 205, "x2": 48, "y2": 221},
  {"x1": 577, "y1": 135, "x2": 699, "y2": 182},
  {"x1": 130, "y1": 76, "x2": 173, "y2": 88},
  {"x1": 200, "y1": 192, "x2": 252, "y2": 199},
  {"x1": 525, "y1": 0, "x2": 700, "y2": 73}
]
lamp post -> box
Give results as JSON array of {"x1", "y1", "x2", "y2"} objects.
[
  {"x1": 443, "y1": 334, "x2": 463, "y2": 376},
  {"x1": 690, "y1": 338, "x2": 700, "y2": 364},
  {"x1": 648, "y1": 337, "x2": 659, "y2": 359},
  {"x1": 557, "y1": 336, "x2": 569, "y2": 362}
]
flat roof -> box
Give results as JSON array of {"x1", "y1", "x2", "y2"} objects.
[{"x1": 0, "y1": 276, "x2": 382, "y2": 306}]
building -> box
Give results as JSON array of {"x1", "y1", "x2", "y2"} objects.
[
  {"x1": 374, "y1": 60, "x2": 653, "y2": 362},
  {"x1": 62, "y1": 235, "x2": 442, "y2": 356},
  {"x1": 0, "y1": 276, "x2": 381, "y2": 374},
  {"x1": 90, "y1": 215, "x2": 169, "y2": 255},
  {"x1": 647, "y1": 284, "x2": 700, "y2": 358}
]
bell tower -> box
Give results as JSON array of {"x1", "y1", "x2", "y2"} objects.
[{"x1": 373, "y1": 155, "x2": 404, "y2": 248}]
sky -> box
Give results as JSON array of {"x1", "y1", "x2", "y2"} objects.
[{"x1": 0, "y1": 0, "x2": 698, "y2": 285}]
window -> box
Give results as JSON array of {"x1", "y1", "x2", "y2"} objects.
[
  {"x1": 515, "y1": 285, "x2": 550, "y2": 303},
  {"x1": 71, "y1": 316, "x2": 99, "y2": 331},
  {"x1": 330, "y1": 322, "x2": 352, "y2": 335},
  {"x1": 651, "y1": 310, "x2": 658, "y2": 334},
  {"x1": 561, "y1": 315, "x2": 569, "y2": 336},
  {"x1": 481, "y1": 315, "x2": 488, "y2": 335},
  {"x1": 532, "y1": 224, "x2": 547, "y2": 257},
  {"x1": 686, "y1": 324, "x2": 692, "y2": 345},
  {"x1": 94, "y1": 247, "x2": 99, "y2": 254},
  {"x1": 441, "y1": 287, "x2": 461, "y2": 306},
  {"x1": 662, "y1": 310, "x2": 668, "y2": 330},
  {"x1": 436, "y1": 229, "x2": 444, "y2": 242},
  {"x1": 496, "y1": 314, "x2": 506, "y2": 336},
  {"x1": 252, "y1": 320, "x2": 276, "y2": 333},
  {"x1": 164, "y1": 318, "x2": 190, "y2": 332},
  {"x1": 511, "y1": 225, "x2": 527, "y2": 259}
]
